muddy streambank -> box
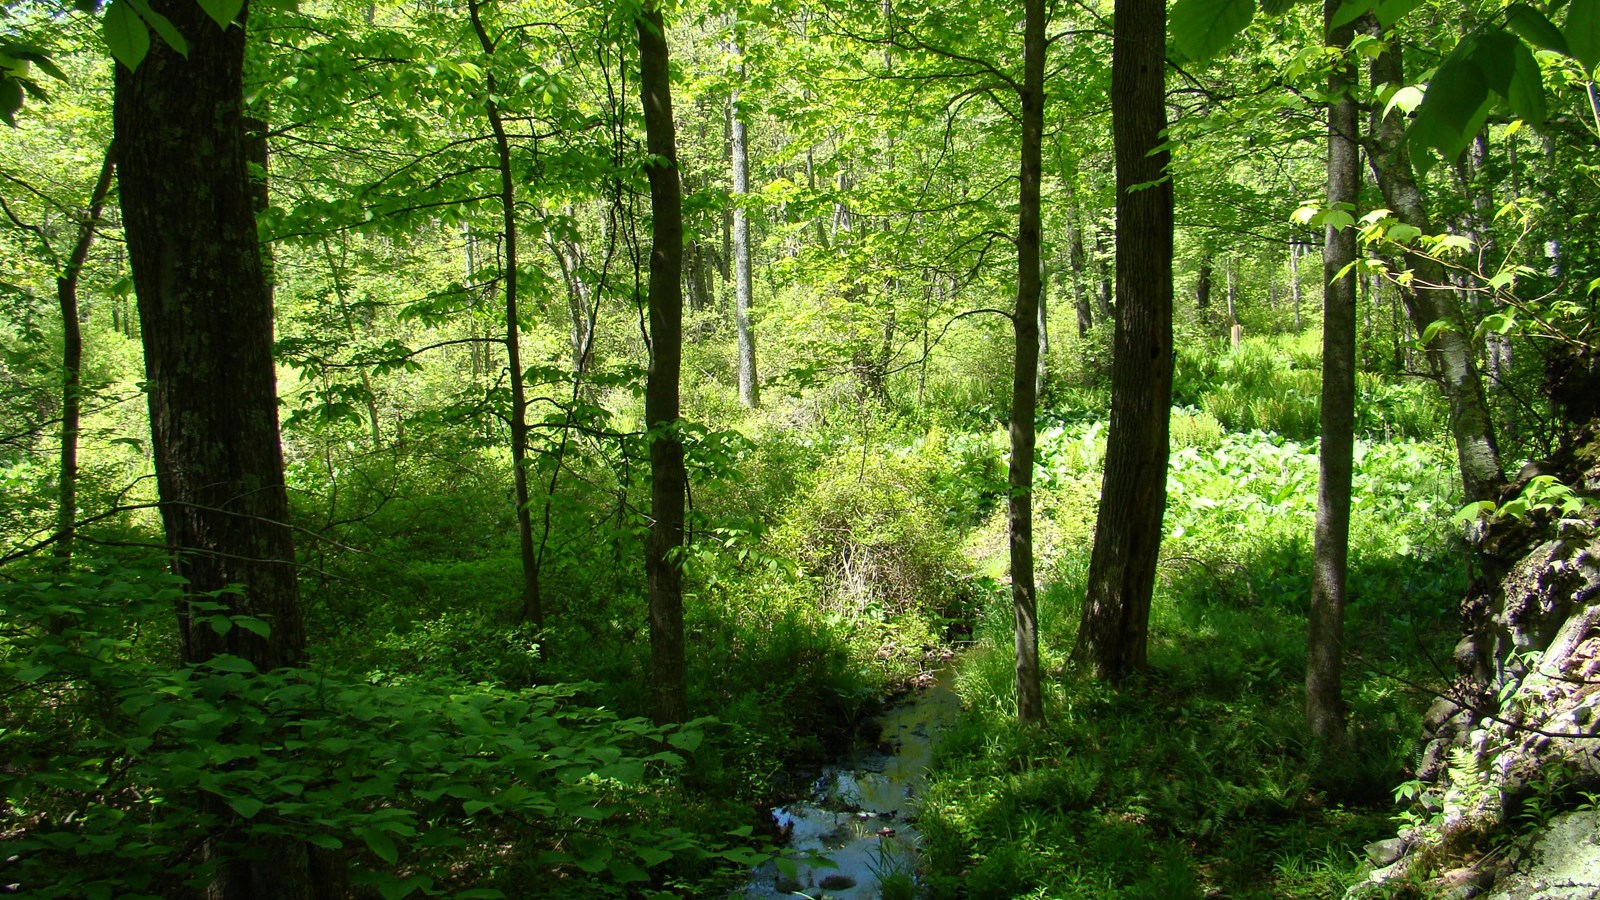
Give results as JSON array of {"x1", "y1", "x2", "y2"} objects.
[{"x1": 738, "y1": 666, "x2": 963, "y2": 899}]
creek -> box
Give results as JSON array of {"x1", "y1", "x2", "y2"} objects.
[{"x1": 738, "y1": 666, "x2": 962, "y2": 899}]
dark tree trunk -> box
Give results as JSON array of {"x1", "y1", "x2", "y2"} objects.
[
  {"x1": 730, "y1": 19, "x2": 758, "y2": 409},
  {"x1": 1308, "y1": 0, "x2": 1359, "y2": 748},
  {"x1": 1195, "y1": 254, "x2": 1212, "y2": 311},
  {"x1": 1073, "y1": 0, "x2": 1173, "y2": 681},
  {"x1": 1010, "y1": 0, "x2": 1046, "y2": 726},
  {"x1": 53, "y1": 145, "x2": 116, "y2": 570},
  {"x1": 1366, "y1": 27, "x2": 1504, "y2": 504},
  {"x1": 638, "y1": 1, "x2": 689, "y2": 726},
  {"x1": 116, "y1": 0, "x2": 303, "y2": 670},
  {"x1": 469, "y1": 0, "x2": 542, "y2": 627},
  {"x1": 115, "y1": 2, "x2": 342, "y2": 895}
]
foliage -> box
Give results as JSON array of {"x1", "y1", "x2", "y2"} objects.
[{"x1": 0, "y1": 560, "x2": 757, "y2": 899}]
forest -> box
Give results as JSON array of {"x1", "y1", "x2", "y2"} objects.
[{"x1": 2, "y1": 0, "x2": 1599, "y2": 896}]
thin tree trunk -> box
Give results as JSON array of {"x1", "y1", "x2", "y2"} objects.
[
  {"x1": 1195, "y1": 254, "x2": 1212, "y2": 311},
  {"x1": 1226, "y1": 256, "x2": 1241, "y2": 349},
  {"x1": 53, "y1": 145, "x2": 116, "y2": 570},
  {"x1": 1290, "y1": 240, "x2": 1303, "y2": 333},
  {"x1": 1069, "y1": 217, "x2": 1093, "y2": 336},
  {"x1": 1073, "y1": 0, "x2": 1173, "y2": 681},
  {"x1": 638, "y1": 0, "x2": 689, "y2": 726},
  {"x1": 1010, "y1": 0, "x2": 1046, "y2": 726},
  {"x1": 1036, "y1": 257, "x2": 1050, "y2": 401},
  {"x1": 1365, "y1": 27, "x2": 1504, "y2": 503},
  {"x1": 730, "y1": 16, "x2": 758, "y2": 409},
  {"x1": 469, "y1": 0, "x2": 542, "y2": 627},
  {"x1": 1093, "y1": 226, "x2": 1115, "y2": 321},
  {"x1": 1308, "y1": 0, "x2": 1359, "y2": 748}
]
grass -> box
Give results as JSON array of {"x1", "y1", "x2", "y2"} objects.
[{"x1": 918, "y1": 412, "x2": 1465, "y2": 898}]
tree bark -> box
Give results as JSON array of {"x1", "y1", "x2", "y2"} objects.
[
  {"x1": 1365, "y1": 27, "x2": 1504, "y2": 503},
  {"x1": 1195, "y1": 254, "x2": 1212, "y2": 311},
  {"x1": 53, "y1": 145, "x2": 116, "y2": 570},
  {"x1": 1307, "y1": 0, "x2": 1359, "y2": 748},
  {"x1": 469, "y1": 0, "x2": 542, "y2": 627},
  {"x1": 115, "y1": 2, "x2": 340, "y2": 895},
  {"x1": 638, "y1": 0, "x2": 689, "y2": 726},
  {"x1": 116, "y1": 0, "x2": 303, "y2": 671},
  {"x1": 1073, "y1": 0, "x2": 1173, "y2": 681},
  {"x1": 1010, "y1": 0, "x2": 1046, "y2": 726},
  {"x1": 730, "y1": 18, "x2": 758, "y2": 409}
]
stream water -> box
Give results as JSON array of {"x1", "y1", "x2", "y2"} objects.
[{"x1": 737, "y1": 667, "x2": 962, "y2": 899}]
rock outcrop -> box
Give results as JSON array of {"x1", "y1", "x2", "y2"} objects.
[{"x1": 1354, "y1": 441, "x2": 1600, "y2": 898}]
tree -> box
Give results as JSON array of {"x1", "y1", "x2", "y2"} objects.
[
  {"x1": 637, "y1": 0, "x2": 689, "y2": 726},
  {"x1": 1306, "y1": 0, "x2": 1359, "y2": 747},
  {"x1": 467, "y1": 0, "x2": 543, "y2": 627},
  {"x1": 114, "y1": 0, "x2": 334, "y2": 894},
  {"x1": 1009, "y1": 0, "x2": 1045, "y2": 724},
  {"x1": 1073, "y1": 0, "x2": 1173, "y2": 681},
  {"x1": 730, "y1": 14, "x2": 758, "y2": 409},
  {"x1": 1364, "y1": 23, "x2": 1505, "y2": 505},
  {"x1": 0, "y1": 141, "x2": 115, "y2": 571}
]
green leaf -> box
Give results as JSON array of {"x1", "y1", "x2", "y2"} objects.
[
  {"x1": 1508, "y1": 4, "x2": 1569, "y2": 54},
  {"x1": 1170, "y1": 0, "x2": 1257, "y2": 62},
  {"x1": 1382, "y1": 84, "x2": 1424, "y2": 118},
  {"x1": 103, "y1": 1, "x2": 151, "y2": 70},
  {"x1": 1471, "y1": 33, "x2": 1518, "y2": 98},
  {"x1": 1419, "y1": 317, "x2": 1457, "y2": 345},
  {"x1": 1375, "y1": 0, "x2": 1423, "y2": 28},
  {"x1": 125, "y1": 0, "x2": 187, "y2": 56},
  {"x1": 1320, "y1": 209, "x2": 1356, "y2": 230},
  {"x1": 195, "y1": 0, "x2": 246, "y2": 28},
  {"x1": 637, "y1": 846, "x2": 674, "y2": 867},
  {"x1": 13, "y1": 663, "x2": 50, "y2": 683},
  {"x1": 1330, "y1": 0, "x2": 1376, "y2": 28},
  {"x1": 226, "y1": 795, "x2": 264, "y2": 818},
  {"x1": 1506, "y1": 38, "x2": 1549, "y2": 124},
  {"x1": 204, "y1": 654, "x2": 256, "y2": 673},
  {"x1": 1410, "y1": 57, "x2": 1492, "y2": 160},
  {"x1": 1387, "y1": 222, "x2": 1422, "y2": 244},
  {"x1": 607, "y1": 860, "x2": 649, "y2": 883},
  {"x1": 666, "y1": 728, "x2": 703, "y2": 752},
  {"x1": 232, "y1": 616, "x2": 271, "y2": 638},
  {"x1": 0, "y1": 79, "x2": 22, "y2": 127},
  {"x1": 1565, "y1": 0, "x2": 1600, "y2": 71},
  {"x1": 359, "y1": 827, "x2": 400, "y2": 865}
]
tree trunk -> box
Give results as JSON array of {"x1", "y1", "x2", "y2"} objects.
[
  {"x1": 1195, "y1": 254, "x2": 1212, "y2": 311},
  {"x1": 53, "y1": 145, "x2": 116, "y2": 570},
  {"x1": 730, "y1": 18, "x2": 758, "y2": 409},
  {"x1": 1365, "y1": 27, "x2": 1504, "y2": 503},
  {"x1": 1036, "y1": 257, "x2": 1050, "y2": 401},
  {"x1": 115, "y1": 2, "x2": 339, "y2": 894},
  {"x1": 469, "y1": 0, "x2": 542, "y2": 628},
  {"x1": 1069, "y1": 217, "x2": 1093, "y2": 336},
  {"x1": 1092, "y1": 226, "x2": 1115, "y2": 321},
  {"x1": 1226, "y1": 256, "x2": 1241, "y2": 349},
  {"x1": 1290, "y1": 240, "x2": 1304, "y2": 333},
  {"x1": 1010, "y1": 0, "x2": 1046, "y2": 726},
  {"x1": 1308, "y1": 0, "x2": 1359, "y2": 748},
  {"x1": 638, "y1": 0, "x2": 689, "y2": 726},
  {"x1": 1073, "y1": 0, "x2": 1173, "y2": 681}
]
